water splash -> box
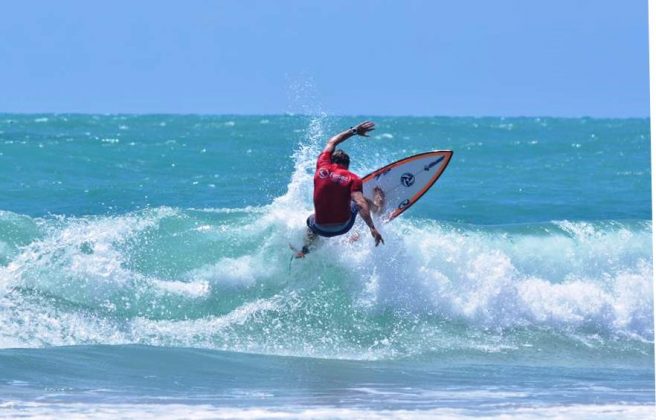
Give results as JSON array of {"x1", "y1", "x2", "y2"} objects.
[{"x1": 0, "y1": 118, "x2": 652, "y2": 359}]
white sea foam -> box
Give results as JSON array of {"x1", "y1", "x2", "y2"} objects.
[
  {"x1": 129, "y1": 296, "x2": 284, "y2": 348},
  {"x1": 188, "y1": 206, "x2": 265, "y2": 214},
  {"x1": 0, "y1": 402, "x2": 653, "y2": 419},
  {"x1": 328, "y1": 219, "x2": 654, "y2": 339},
  {"x1": 186, "y1": 255, "x2": 272, "y2": 287},
  {"x1": 151, "y1": 279, "x2": 210, "y2": 298}
]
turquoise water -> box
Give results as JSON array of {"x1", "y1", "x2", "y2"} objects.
[{"x1": 0, "y1": 114, "x2": 653, "y2": 418}]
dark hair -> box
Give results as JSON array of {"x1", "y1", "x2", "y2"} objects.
[{"x1": 331, "y1": 149, "x2": 350, "y2": 167}]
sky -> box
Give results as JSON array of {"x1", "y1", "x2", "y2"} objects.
[{"x1": 0, "y1": 0, "x2": 650, "y2": 117}]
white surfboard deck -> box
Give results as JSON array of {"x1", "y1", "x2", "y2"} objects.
[{"x1": 362, "y1": 150, "x2": 453, "y2": 222}]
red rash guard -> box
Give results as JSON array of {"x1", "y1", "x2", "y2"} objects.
[{"x1": 313, "y1": 151, "x2": 363, "y2": 224}]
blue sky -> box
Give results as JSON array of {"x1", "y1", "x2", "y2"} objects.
[{"x1": 0, "y1": 0, "x2": 649, "y2": 116}]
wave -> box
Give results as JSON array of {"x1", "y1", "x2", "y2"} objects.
[
  {"x1": 0, "y1": 208, "x2": 651, "y2": 359},
  {"x1": 0, "y1": 117, "x2": 652, "y2": 360}
]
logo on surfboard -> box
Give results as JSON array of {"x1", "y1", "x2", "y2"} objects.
[
  {"x1": 400, "y1": 173, "x2": 415, "y2": 187},
  {"x1": 424, "y1": 156, "x2": 444, "y2": 171}
]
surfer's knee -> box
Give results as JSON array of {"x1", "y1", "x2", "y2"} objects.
[{"x1": 305, "y1": 228, "x2": 317, "y2": 242}]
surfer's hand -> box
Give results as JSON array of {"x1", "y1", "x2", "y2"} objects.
[
  {"x1": 370, "y1": 228, "x2": 384, "y2": 246},
  {"x1": 355, "y1": 121, "x2": 375, "y2": 137}
]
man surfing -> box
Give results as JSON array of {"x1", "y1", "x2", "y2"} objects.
[{"x1": 294, "y1": 121, "x2": 385, "y2": 258}]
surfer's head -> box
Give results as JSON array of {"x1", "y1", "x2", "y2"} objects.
[{"x1": 331, "y1": 149, "x2": 350, "y2": 168}]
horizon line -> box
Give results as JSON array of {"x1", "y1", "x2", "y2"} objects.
[{"x1": 0, "y1": 111, "x2": 650, "y2": 120}]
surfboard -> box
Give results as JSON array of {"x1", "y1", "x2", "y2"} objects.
[{"x1": 361, "y1": 150, "x2": 453, "y2": 222}]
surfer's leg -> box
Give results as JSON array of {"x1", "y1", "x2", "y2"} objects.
[
  {"x1": 304, "y1": 228, "x2": 317, "y2": 250},
  {"x1": 295, "y1": 228, "x2": 317, "y2": 258}
]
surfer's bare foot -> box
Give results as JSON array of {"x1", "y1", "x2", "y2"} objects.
[
  {"x1": 294, "y1": 245, "x2": 310, "y2": 259},
  {"x1": 290, "y1": 243, "x2": 310, "y2": 258},
  {"x1": 372, "y1": 187, "x2": 385, "y2": 214}
]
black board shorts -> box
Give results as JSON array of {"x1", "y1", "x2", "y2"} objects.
[{"x1": 307, "y1": 202, "x2": 359, "y2": 238}]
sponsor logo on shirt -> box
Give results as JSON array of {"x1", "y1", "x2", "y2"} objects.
[
  {"x1": 330, "y1": 172, "x2": 351, "y2": 185},
  {"x1": 317, "y1": 166, "x2": 351, "y2": 185}
]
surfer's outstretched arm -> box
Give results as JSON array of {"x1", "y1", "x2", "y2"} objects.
[
  {"x1": 352, "y1": 191, "x2": 384, "y2": 247},
  {"x1": 322, "y1": 121, "x2": 375, "y2": 154}
]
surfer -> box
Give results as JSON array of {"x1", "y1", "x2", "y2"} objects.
[{"x1": 294, "y1": 121, "x2": 385, "y2": 258}]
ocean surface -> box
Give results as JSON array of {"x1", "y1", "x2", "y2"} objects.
[{"x1": 0, "y1": 114, "x2": 653, "y2": 418}]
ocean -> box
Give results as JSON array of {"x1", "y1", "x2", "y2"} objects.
[{"x1": 0, "y1": 114, "x2": 653, "y2": 418}]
